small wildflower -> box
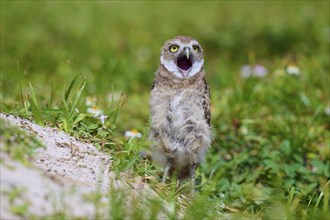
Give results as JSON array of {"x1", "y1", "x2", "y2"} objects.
[
  {"x1": 241, "y1": 64, "x2": 268, "y2": 78},
  {"x1": 219, "y1": 201, "x2": 226, "y2": 209},
  {"x1": 125, "y1": 129, "x2": 142, "y2": 139},
  {"x1": 241, "y1": 65, "x2": 252, "y2": 78},
  {"x1": 85, "y1": 96, "x2": 97, "y2": 107},
  {"x1": 87, "y1": 106, "x2": 104, "y2": 117},
  {"x1": 240, "y1": 126, "x2": 249, "y2": 135},
  {"x1": 254, "y1": 65, "x2": 268, "y2": 77},
  {"x1": 286, "y1": 65, "x2": 301, "y2": 76},
  {"x1": 98, "y1": 115, "x2": 108, "y2": 125}
]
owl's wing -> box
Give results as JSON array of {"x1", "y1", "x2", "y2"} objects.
[
  {"x1": 151, "y1": 79, "x2": 157, "y2": 90},
  {"x1": 202, "y1": 78, "x2": 211, "y2": 126}
]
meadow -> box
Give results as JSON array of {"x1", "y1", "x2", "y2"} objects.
[{"x1": 1, "y1": 1, "x2": 329, "y2": 219}]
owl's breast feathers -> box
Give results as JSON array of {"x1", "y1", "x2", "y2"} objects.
[
  {"x1": 151, "y1": 68, "x2": 210, "y2": 127},
  {"x1": 150, "y1": 65, "x2": 212, "y2": 177}
]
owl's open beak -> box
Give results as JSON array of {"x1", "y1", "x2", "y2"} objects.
[{"x1": 176, "y1": 47, "x2": 193, "y2": 77}]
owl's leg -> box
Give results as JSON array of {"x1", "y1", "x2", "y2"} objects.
[
  {"x1": 189, "y1": 163, "x2": 198, "y2": 186},
  {"x1": 162, "y1": 157, "x2": 173, "y2": 183}
]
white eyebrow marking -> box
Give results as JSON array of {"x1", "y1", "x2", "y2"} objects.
[
  {"x1": 170, "y1": 40, "x2": 199, "y2": 48},
  {"x1": 171, "y1": 40, "x2": 181, "y2": 46}
]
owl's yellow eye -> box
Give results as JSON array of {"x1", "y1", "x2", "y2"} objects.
[
  {"x1": 193, "y1": 45, "x2": 200, "y2": 53},
  {"x1": 169, "y1": 45, "x2": 179, "y2": 53}
]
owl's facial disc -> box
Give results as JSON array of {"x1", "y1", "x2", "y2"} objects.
[{"x1": 160, "y1": 39, "x2": 204, "y2": 79}]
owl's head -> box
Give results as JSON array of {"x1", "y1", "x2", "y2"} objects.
[{"x1": 160, "y1": 36, "x2": 204, "y2": 79}]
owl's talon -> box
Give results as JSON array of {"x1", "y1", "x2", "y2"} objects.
[
  {"x1": 162, "y1": 157, "x2": 173, "y2": 183},
  {"x1": 189, "y1": 163, "x2": 198, "y2": 187}
]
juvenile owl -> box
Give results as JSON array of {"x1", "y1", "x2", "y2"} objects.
[{"x1": 149, "y1": 36, "x2": 211, "y2": 185}]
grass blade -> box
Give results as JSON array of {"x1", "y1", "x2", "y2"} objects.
[
  {"x1": 69, "y1": 79, "x2": 86, "y2": 117},
  {"x1": 49, "y1": 83, "x2": 54, "y2": 108},
  {"x1": 64, "y1": 74, "x2": 79, "y2": 101},
  {"x1": 28, "y1": 81, "x2": 39, "y2": 108},
  {"x1": 19, "y1": 79, "x2": 24, "y2": 108},
  {"x1": 111, "y1": 94, "x2": 127, "y2": 124},
  {"x1": 28, "y1": 95, "x2": 43, "y2": 125}
]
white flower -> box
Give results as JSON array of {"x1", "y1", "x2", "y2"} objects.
[
  {"x1": 125, "y1": 129, "x2": 142, "y2": 139},
  {"x1": 241, "y1": 64, "x2": 268, "y2": 78},
  {"x1": 219, "y1": 201, "x2": 225, "y2": 209},
  {"x1": 87, "y1": 106, "x2": 103, "y2": 117},
  {"x1": 241, "y1": 65, "x2": 253, "y2": 78},
  {"x1": 85, "y1": 96, "x2": 97, "y2": 107},
  {"x1": 98, "y1": 115, "x2": 108, "y2": 124},
  {"x1": 286, "y1": 65, "x2": 301, "y2": 76},
  {"x1": 240, "y1": 126, "x2": 249, "y2": 135}
]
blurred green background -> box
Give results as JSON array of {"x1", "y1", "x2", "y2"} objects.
[
  {"x1": 1, "y1": 1, "x2": 329, "y2": 129},
  {"x1": 2, "y1": 1, "x2": 329, "y2": 99},
  {"x1": 1, "y1": 1, "x2": 329, "y2": 218}
]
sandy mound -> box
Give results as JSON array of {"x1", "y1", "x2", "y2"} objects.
[{"x1": 0, "y1": 113, "x2": 155, "y2": 219}]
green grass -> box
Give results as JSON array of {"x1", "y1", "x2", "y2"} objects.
[
  {"x1": 0, "y1": 118, "x2": 44, "y2": 166},
  {"x1": 1, "y1": 1, "x2": 329, "y2": 219}
]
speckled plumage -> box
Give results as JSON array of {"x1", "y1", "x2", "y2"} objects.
[{"x1": 149, "y1": 36, "x2": 211, "y2": 183}]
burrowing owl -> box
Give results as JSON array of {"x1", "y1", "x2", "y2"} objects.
[{"x1": 149, "y1": 36, "x2": 211, "y2": 184}]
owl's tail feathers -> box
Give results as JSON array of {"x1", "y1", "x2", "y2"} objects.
[{"x1": 139, "y1": 150, "x2": 153, "y2": 160}]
